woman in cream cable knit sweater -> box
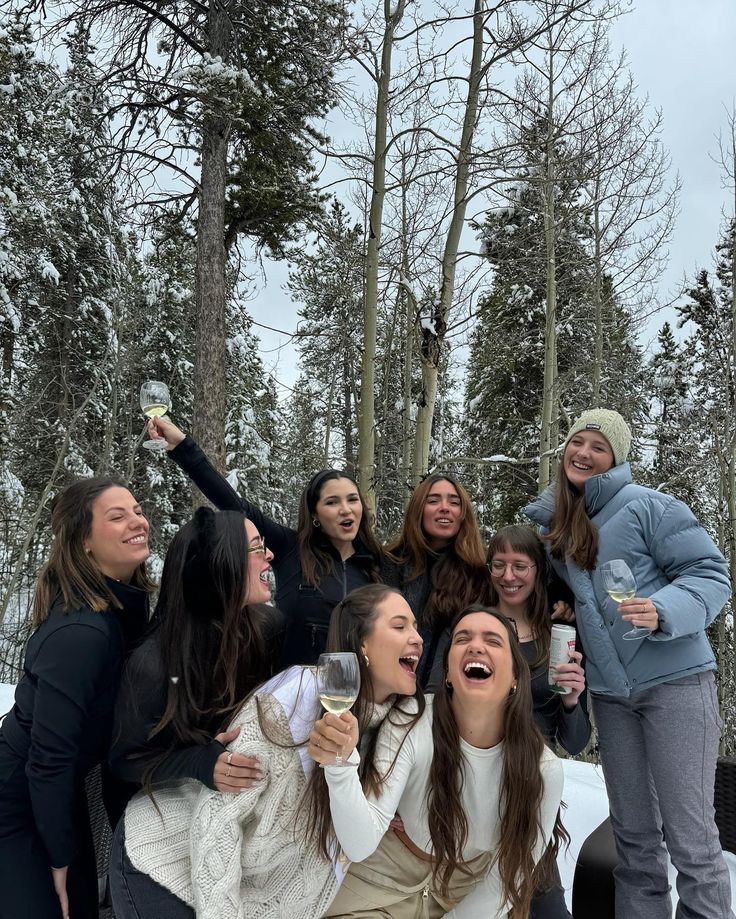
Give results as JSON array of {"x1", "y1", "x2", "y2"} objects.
[
  {"x1": 310, "y1": 605, "x2": 565, "y2": 918},
  {"x1": 111, "y1": 584, "x2": 424, "y2": 918}
]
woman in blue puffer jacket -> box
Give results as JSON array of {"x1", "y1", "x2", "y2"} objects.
[{"x1": 525, "y1": 408, "x2": 733, "y2": 919}]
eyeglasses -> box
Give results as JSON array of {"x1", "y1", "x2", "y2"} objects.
[
  {"x1": 488, "y1": 560, "x2": 537, "y2": 577},
  {"x1": 247, "y1": 539, "x2": 268, "y2": 555}
]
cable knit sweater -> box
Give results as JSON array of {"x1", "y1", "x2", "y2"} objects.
[{"x1": 123, "y1": 667, "x2": 394, "y2": 919}]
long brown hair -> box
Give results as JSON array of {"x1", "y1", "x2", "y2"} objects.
[
  {"x1": 142, "y1": 508, "x2": 277, "y2": 790},
  {"x1": 386, "y1": 474, "x2": 488, "y2": 630},
  {"x1": 546, "y1": 462, "x2": 599, "y2": 570},
  {"x1": 427, "y1": 605, "x2": 567, "y2": 914},
  {"x1": 296, "y1": 469, "x2": 383, "y2": 586},
  {"x1": 487, "y1": 526, "x2": 552, "y2": 669},
  {"x1": 32, "y1": 477, "x2": 155, "y2": 626},
  {"x1": 302, "y1": 584, "x2": 425, "y2": 859}
]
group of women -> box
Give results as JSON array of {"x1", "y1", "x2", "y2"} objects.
[{"x1": 0, "y1": 408, "x2": 732, "y2": 919}]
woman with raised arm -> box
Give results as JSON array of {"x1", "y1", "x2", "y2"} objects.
[
  {"x1": 525, "y1": 408, "x2": 733, "y2": 919},
  {"x1": 0, "y1": 477, "x2": 154, "y2": 919},
  {"x1": 147, "y1": 416, "x2": 383, "y2": 665},
  {"x1": 382, "y1": 473, "x2": 489, "y2": 687},
  {"x1": 311, "y1": 605, "x2": 565, "y2": 918},
  {"x1": 109, "y1": 584, "x2": 423, "y2": 919}
]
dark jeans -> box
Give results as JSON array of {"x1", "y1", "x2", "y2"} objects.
[
  {"x1": 0, "y1": 737, "x2": 98, "y2": 919},
  {"x1": 109, "y1": 819, "x2": 194, "y2": 919}
]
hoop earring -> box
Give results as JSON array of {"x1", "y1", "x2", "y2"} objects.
[
  {"x1": 363, "y1": 654, "x2": 370, "y2": 667},
  {"x1": 509, "y1": 683, "x2": 517, "y2": 696},
  {"x1": 312, "y1": 517, "x2": 320, "y2": 528},
  {"x1": 445, "y1": 678, "x2": 453, "y2": 691}
]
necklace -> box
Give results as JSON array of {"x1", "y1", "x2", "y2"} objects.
[{"x1": 506, "y1": 616, "x2": 534, "y2": 642}]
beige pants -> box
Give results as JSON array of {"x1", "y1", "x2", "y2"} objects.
[{"x1": 323, "y1": 830, "x2": 491, "y2": 919}]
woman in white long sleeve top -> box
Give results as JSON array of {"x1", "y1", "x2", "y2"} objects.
[{"x1": 309, "y1": 605, "x2": 565, "y2": 918}]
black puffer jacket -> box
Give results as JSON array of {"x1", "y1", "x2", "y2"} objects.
[{"x1": 169, "y1": 436, "x2": 378, "y2": 665}]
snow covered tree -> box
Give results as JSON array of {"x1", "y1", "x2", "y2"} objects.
[
  {"x1": 28, "y1": 0, "x2": 346, "y2": 472},
  {"x1": 287, "y1": 200, "x2": 364, "y2": 477}
]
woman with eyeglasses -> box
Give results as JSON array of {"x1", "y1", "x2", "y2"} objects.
[
  {"x1": 109, "y1": 507, "x2": 284, "y2": 916},
  {"x1": 486, "y1": 525, "x2": 588, "y2": 919},
  {"x1": 487, "y1": 525, "x2": 589, "y2": 757},
  {"x1": 382, "y1": 474, "x2": 489, "y2": 688},
  {"x1": 145, "y1": 417, "x2": 383, "y2": 666}
]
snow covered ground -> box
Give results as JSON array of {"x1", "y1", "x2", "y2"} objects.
[{"x1": 1, "y1": 682, "x2": 734, "y2": 913}]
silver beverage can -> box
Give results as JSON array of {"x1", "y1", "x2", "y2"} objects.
[{"x1": 548, "y1": 623, "x2": 576, "y2": 694}]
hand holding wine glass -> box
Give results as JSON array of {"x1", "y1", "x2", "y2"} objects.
[
  {"x1": 600, "y1": 559, "x2": 653, "y2": 640},
  {"x1": 312, "y1": 652, "x2": 360, "y2": 766},
  {"x1": 140, "y1": 381, "x2": 171, "y2": 452}
]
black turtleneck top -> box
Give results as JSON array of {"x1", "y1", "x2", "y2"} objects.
[{"x1": 0, "y1": 578, "x2": 149, "y2": 868}]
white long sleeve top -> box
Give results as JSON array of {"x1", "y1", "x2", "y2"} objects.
[{"x1": 324, "y1": 696, "x2": 564, "y2": 919}]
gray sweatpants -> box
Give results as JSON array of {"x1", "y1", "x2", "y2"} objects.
[{"x1": 592, "y1": 671, "x2": 734, "y2": 919}]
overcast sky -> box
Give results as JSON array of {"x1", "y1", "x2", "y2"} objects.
[{"x1": 247, "y1": 0, "x2": 736, "y2": 393}]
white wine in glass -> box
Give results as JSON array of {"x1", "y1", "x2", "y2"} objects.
[
  {"x1": 600, "y1": 559, "x2": 651, "y2": 641},
  {"x1": 140, "y1": 381, "x2": 171, "y2": 452},
  {"x1": 316, "y1": 652, "x2": 360, "y2": 766},
  {"x1": 319, "y1": 694, "x2": 357, "y2": 716}
]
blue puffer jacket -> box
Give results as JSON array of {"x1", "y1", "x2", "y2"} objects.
[{"x1": 524, "y1": 463, "x2": 731, "y2": 697}]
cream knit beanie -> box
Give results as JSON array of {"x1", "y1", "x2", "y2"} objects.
[{"x1": 564, "y1": 409, "x2": 632, "y2": 466}]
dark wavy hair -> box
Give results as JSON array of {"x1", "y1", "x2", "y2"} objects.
[
  {"x1": 546, "y1": 461, "x2": 599, "y2": 570},
  {"x1": 296, "y1": 469, "x2": 383, "y2": 586},
  {"x1": 486, "y1": 526, "x2": 552, "y2": 669},
  {"x1": 301, "y1": 584, "x2": 425, "y2": 859},
  {"x1": 427, "y1": 605, "x2": 568, "y2": 914},
  {"x1": 33, "y1": 477, "x2": 155, "y2": 625},
  {"x1": 386, "y1": 473, "x2": 488, "y2": 630},
  {"x1": 142, "y1": 508, "x2": 277, "y2": 789}
]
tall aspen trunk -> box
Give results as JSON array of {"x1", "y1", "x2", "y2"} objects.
[
  {"x1": 538, "y1": 54, "x2": 558, "y2": 493},
  {"x1": 192, "y1": 2, "x2": 231, "y2": 479},
  {"x1": 323, "y1": 363, "x2": 337, "y2": 468},
  {"x1": 342, "y1": 348, "x2": 355, "y2": 478},
  {"x1": 358, "y1": 0, "x2": 405, "y2": 513},
  {"x1": 591, "y1": 189, "x2": 603, "y2": 403},
  {"x1": 400, "y1": 171, "x2": 414, "y2": 507},
  {"x1": 728, "y1": 168, "x2": 736, "y2": 731},
  {"x1": 411, "y1": 0, "x2": 485, "y2": 484}
]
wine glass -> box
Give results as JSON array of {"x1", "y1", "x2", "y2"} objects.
[
  {"x1": 316, "y1": 652, "x2": 360, "y2": 766},
  {"x1": 140, "y1": 381, "x2": 171, "y2": 452},
  {"x1": 600, "y1": 559, "x2": 652, "y2": 641}
]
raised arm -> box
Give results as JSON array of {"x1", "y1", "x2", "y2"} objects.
[
  {"x1": 316, "y1": 712, "x2": 419, "y2": 862},
  {"x1": 150, "y1": 417, "x2": 296, "y2": 557}
]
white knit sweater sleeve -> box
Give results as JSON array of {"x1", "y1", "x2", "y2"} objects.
[
  {"x1": 188, "y1": 679, "x2": 313, "y2": 919},
  {"x1": 445, "y1": 748, "x2": 565, "y2": 919},
  {"x1": 323, "y1": 710, "x2": 419, "y2": 862}
]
